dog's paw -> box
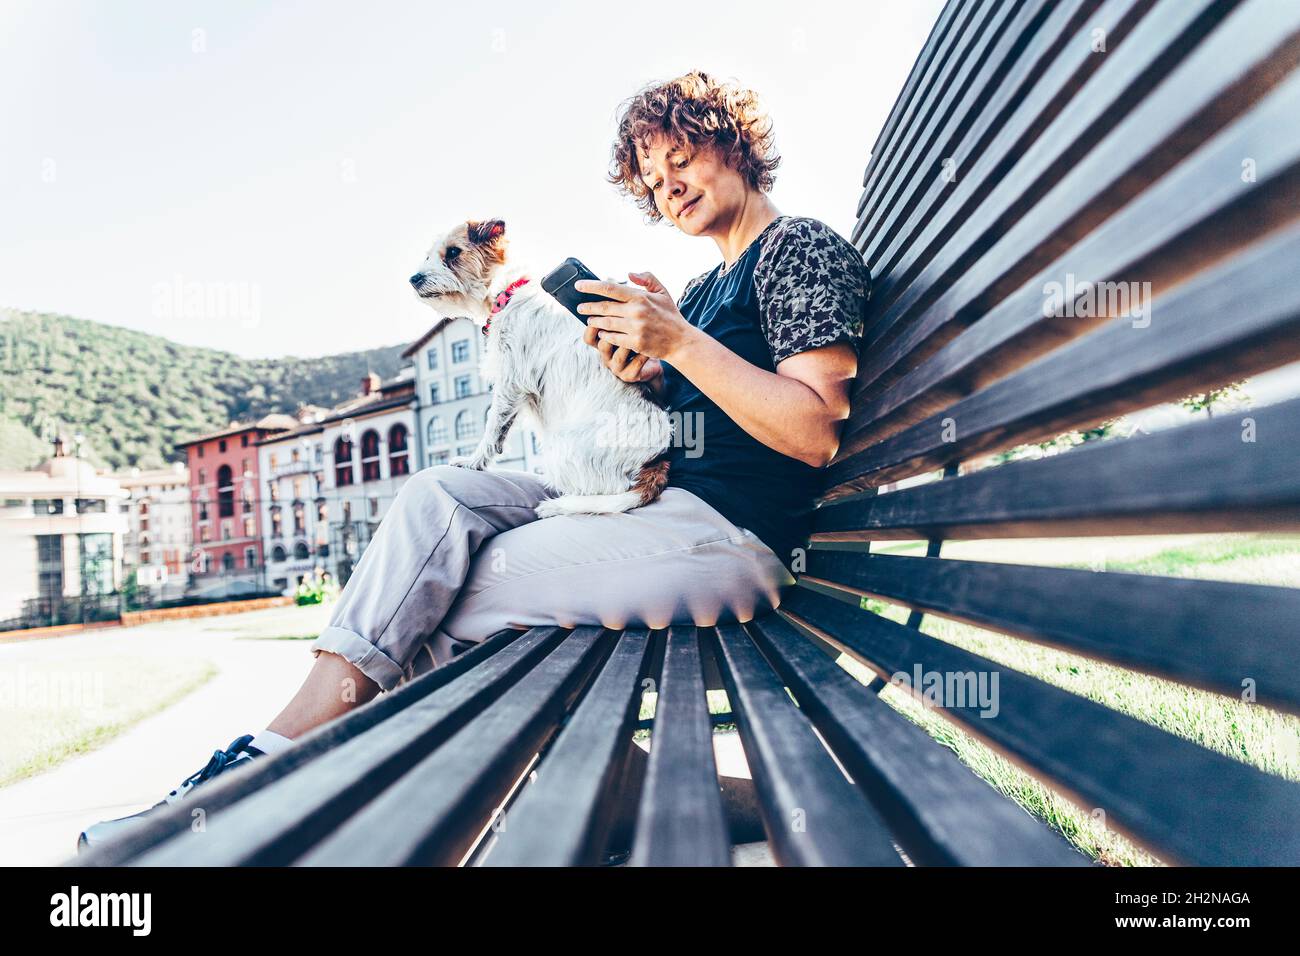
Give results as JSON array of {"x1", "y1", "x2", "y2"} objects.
[
  {"x1": 450, "y1": 454, "x2": 489, "y2": 471},
  {"x1": 533, "y1": 499, "x2": 568, "y2": 519}
]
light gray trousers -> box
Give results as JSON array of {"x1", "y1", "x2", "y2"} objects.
[{"x1": 313, "y1": 464, "x2": 795, "y2": 691}]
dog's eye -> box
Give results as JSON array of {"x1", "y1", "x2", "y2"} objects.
[{"x1": 445, "y1": 247, "x2": 461, "y2": 261}]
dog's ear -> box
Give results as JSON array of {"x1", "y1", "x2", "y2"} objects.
[{"x1": 467, "y1": 219, "x2": 506, "y2": 245}]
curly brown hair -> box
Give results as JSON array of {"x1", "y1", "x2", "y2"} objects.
[{"x1": 608, "y1": 70, "x2": 780, "y2": 222}]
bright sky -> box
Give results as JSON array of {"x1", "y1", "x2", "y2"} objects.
[{"x1": 0, "y1": 0, "x2": 944, "y2": 358}]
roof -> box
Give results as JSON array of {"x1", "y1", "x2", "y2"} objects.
[
  {"x1": 175, "y1": 413, "x2": 301, "y2": 449},
  {"x1": 401, "y1": 317, "x2": 462, "y2": 358}
]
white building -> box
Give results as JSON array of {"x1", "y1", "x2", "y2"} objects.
[
  {"x1": 403, "y1": 317, "x2": 546, "y2": 475},
  {"x1": 256, "y1": 408, "x2": 330, "y2": 596},
  {"x1": 317, "y1": 371, "x2": 419, "y2": 588},
  {"x1": 110, "y1": 461, "x2": 191, "y2": 603},
  {"x1": 0, "y1": 435, "x2": 129, "y2": 628}
]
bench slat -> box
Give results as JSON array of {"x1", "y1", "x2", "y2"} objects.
[
  {"x1": 842, "y1": 69, "x2": 1300, "y2": 453},
  {"x1": 815, "y1": 396, "x2": 1300, "y2": 539},
  {"x1": 801, "y1": 551, "x2": 1300, "y2": 715},
  {"x1": 856, "y1": 0, "x2": 1022, "y2": 234},
  {"x1": 825, "y1": 221, "x2": 1300, "y2": 493},
  {"x1": 858, "y1": 0, "x2": 982, "y2": 211},
  {"x1": 76, "y1": 629, "x2": 526, "y2": 867},
  {"x1": 483, "y1": 629, "x2": 653, "y2": 866},
  {"x1": 710, "y1": 624, "x2": 905, "y2": 866},
  {"x1": 778, "y1": 587, "x2": 1300, "y2": 866},
  {"x1": 128, "y1": 626, "x2": 569, "y2": 866},
  {"x1": 745, "y1": 613, "x2": 1088, "y2": 865},
  {"x1": 857, "y1": 0, "x2": 1100, "y2": 256},
  {"x1": 857, "y1": 0, "x2": 1272, "y2": 393},
  {"x1": 294, "y1": 627, "x2": 610, "y2": 866},
  {"x1": 629, "y1": 626, "x2": 732, "y2": 866},
  {"x1": 856, "y1": 0, "x2": 1056, "y2": 257}
]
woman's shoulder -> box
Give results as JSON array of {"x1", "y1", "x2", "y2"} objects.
[
  {"x1": 754, "y1": 215, "x2": 871, "y2": 309},
  {"x1": 755, "y1": 216, "x2": 866, "y2": 277}
]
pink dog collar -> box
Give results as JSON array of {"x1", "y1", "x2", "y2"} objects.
[{"x1": 484, "y1": 277, "x2": 530, "y2": 336}]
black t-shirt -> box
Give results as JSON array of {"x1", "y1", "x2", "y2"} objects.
[{"x1": 661, "y1": 215, "x2": 872, "y2": 571}]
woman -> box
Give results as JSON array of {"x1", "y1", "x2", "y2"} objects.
[{"x1": 78, "y1": 70, "x2": 871, "y2": 848}]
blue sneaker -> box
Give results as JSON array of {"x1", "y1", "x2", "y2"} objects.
[{"x1": 77, "y1": 734, "x2": 264, "y2": 852}]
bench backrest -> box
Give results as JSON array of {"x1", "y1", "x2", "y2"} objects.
[{"x1": 788, "y1": 0, "x2": 1300, "y2": 865}]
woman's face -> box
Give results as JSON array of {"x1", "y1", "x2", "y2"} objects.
[{"x1": 637, "y1": 135, "x2": 750, "y2": 237}]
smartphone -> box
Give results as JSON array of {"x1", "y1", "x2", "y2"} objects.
[{"x1": 540, "y1": 257, "x2": 621, "y2": 326}]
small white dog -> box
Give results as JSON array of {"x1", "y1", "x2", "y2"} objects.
[{"x1": 409, "y1": 217, "x2": 673, "y2": 518}]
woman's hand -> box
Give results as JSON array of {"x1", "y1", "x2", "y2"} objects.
[
  {"x1": 575, "y1": 272, "x2": 698, "y2": 365},
  {"x1": 582, "y1": 322, "x2": 664, "y2": 385}
]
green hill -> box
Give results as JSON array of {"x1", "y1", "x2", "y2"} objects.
[{"x1": 0, "y1": 308, "x2": 410, "y2": 471}]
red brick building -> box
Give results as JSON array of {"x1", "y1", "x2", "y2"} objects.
[{"x1": 175, "y1": 413, "x2": 298, "y2": 598}]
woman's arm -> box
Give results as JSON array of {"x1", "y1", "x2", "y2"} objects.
[
  {"x1": 577, "y1": 273, "x2": 856, "y2": 468},
  {"x1": 667, "y1": 329, "x2": 856, "y2": 467}
]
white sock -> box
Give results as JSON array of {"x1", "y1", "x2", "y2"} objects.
[{"x1": 249, "y1": 729, "x2": 296, "y2": 757}]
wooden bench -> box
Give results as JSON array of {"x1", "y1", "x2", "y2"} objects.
[{"x1": 79, "y1": 0, "x2": 1300, "y2": 867}]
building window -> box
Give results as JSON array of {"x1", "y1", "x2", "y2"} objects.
[
  {"x1": 361, "y1": 430, "x2": 381, "y2": 482},
  {"x1": 293, "y1": 477, "x2": 305, "y2": 500},
  {"x1": 317, "y1": 501, "x2": 328, "y2": 524},
  {"x1": 427, "y1": 416, "x2": 447, "y2": 446},
  {"x1": 243, "y1": 516, "x2": 255, "y2": 538},
  {"x1": 222, "y1": 552, "x2": 235, "y2": 571},
  {"x1": 272, "y1": 544, "x2": 287, "y2": 563},
  {"x1": 369, "y1": 497, "x2": 379, "y2": 518},
  {"x1": 294, "y1": 541, "x2": 310, "y2": 560},
  {"x1": 74, "y1": 498, "x2": 106, "y2": 514},
  {"x1": 456, "y1": 444, "x2": 476, "y2": 457},
  {"x1": 79, "y1": 533, "x2": 113, "y2": 596},
  {"x1": 198, "y1": 468, "x2": 206, "y2": 487},
  {"x1": 221, "y1": 519, "x2": 232, "y2": 541},
  {"x1": 197, "y1": 445, "x2": 204, "y2": 459},
  {"x1": 452, "y1": 340, "x2": 470, "y2": 364},
  {"x1": 241, "y1": 434, "x2": 249, "y2": 447},
  {"x1": 454, "y1": 375, "x2": 472, "y2": 399},
  {"x1": 454, "y1": 410, "x2": 476, "y2": 440},
  {"x1": 37, "y1": 534, "x2": 63, "y2": 565},
  {"x1": 429, "y1": 383, "x2": 441, "y2": 405},
  {"x1": 271, "y1": 507, "x2": 282, "y2": 537},
  {"x1": 335, "y1": 437, "x2": 355, "y2": 486},
  {"x1": 33, "y1": 498, "x2": 64, "y2": 515},
  {"x1": 293, "y1": 501, "x2": 305, "y2": 535},
  {"x1": 219, "y1": 439, "x2": 227, "y2": 453},
  {"x1": 342, "y1": 501, "x2": 351, "y2": 524},
  {"x1": 389, "y1": 424, "x2": 410, "y2": 477},
  {"x1": 244, "y1": 546, "x2": 256, "y2": 568},
  {"x1": 429, "y1": 450, "x2": 450, "y2": 466},
  {"x1": 427, "y1": 347, "x2": 439, "y2": 370},
  {"x1": 200, "y1": 524, "x2": 211, "y2": 543},
  {"x1": 140, "y1": 550, "x2": 150, "y2": 565},
  {"x1": 217, "y1": 464, "x2": 234, "y2": 518}
]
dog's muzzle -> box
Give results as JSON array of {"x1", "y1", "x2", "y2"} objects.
[{"x1": 409, "y1": 273, "x2": 427, "y2": 290}]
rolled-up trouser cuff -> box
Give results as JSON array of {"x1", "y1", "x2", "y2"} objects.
[{"x1": 313, "y1": 625, "x2": 407, "y2": 692}]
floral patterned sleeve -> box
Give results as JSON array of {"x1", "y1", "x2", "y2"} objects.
[{"x1": 753, "y1": 217, "x2": 872, "y2": 365}]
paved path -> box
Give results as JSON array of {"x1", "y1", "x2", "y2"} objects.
[{"x1": 0, "y1": 604, "x2": 324, "y2": 865}]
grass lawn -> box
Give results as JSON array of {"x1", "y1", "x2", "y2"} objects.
[
  {"x1": 0, "y1": 654, "x2": 217, "y2": 788},
  {"x1": 838, "y1": 532, "x2": 1300, "y2": 866}
]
